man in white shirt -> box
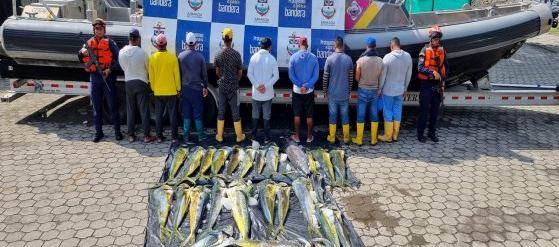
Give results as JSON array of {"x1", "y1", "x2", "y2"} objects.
[
  {"x1": 247, "y1": 37, "x2": 279, "y2": 142},
  {"x1": 118, "y1": 28, "x2": 153, "y2": 143}
]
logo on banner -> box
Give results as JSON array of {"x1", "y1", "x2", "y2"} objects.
[
  {"x1": 287, "y1": 33, "x2": 300, "y2": 56},
  {"x1": 321, "y1": 0, "x2": 336, "y2": 19},
  {"x1": 249, "y1": 36, "x2": 265, "y2": 55},
  {"x1": 151, "y1": 22, "x2": 166, "y2": 47},
  {"x1": 255, "y1": 0, "x2": 270, "y2": 16},
  {"x1": 218, "y1": 0, "x2": 241, "y2": 14},
  {"x1": 188, "y1": 0, "x2": 203, "y2": 11},
  {"x1": 315, "y1": 39, "x2": 335, "y2": 59},
  {"x1": 346, "y1": 0, "x2": 362, "y2": 21}
]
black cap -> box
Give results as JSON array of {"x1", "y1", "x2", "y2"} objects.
[
  {"x1": 129, "y1": 28, "x2": 140, "y2": 38},
  {"x1": 260, "y1": 37, "x2": 272, "y2": 48}
]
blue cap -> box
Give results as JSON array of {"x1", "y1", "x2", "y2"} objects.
[
  {"x1": 366, "y1": 36, "x2": 376, "y2": 47},
  {"x1": 129, "y1": 28, "x2": 140, "y2": 38}
]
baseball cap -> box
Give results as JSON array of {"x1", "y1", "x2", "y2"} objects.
[
  {"x1": 186, "y1": 32, "x2": 196, "y2": 45},
  {"x1": 92, "y1": 18, "x2": 106, "y2": 27},
  {"x1": 154, "y1": 33, "x2": 167, "y2": 48},
  {"x1": 366, "y1": 36, "x2": 376, "y2": 47},
  {"x1": 129, "y1": 28, "x2": 140, "y2": 38},
  {"x1": 298, "y1": 36, "x2": 308, "y2": 46},
  {"x1": 222, "y1": 28, "x2": 233, "y2": 40}
]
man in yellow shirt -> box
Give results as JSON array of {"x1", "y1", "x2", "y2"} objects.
[{"x1": 149, "y1": 34, "x2": 181, "y2": 143}]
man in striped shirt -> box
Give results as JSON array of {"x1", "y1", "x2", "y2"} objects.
[{"x1": 323, "y1": 37, "x2": 354, "y2": 144}]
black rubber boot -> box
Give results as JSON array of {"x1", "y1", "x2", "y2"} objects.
[
  {"x1": 428, "y1": 132, "x2": 439, "y2": 142},
  {"x1": 263, "y1": 120, "x2": 271, "y2": 143},
  {"x1": 251, "y1": 118, "x2": 259, "y2": 140},
  {"x1": 93, "y1": 132, "x2": 105, "y2": 143}
]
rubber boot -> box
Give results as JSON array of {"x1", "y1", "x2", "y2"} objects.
[
  {"x1": 251, "y1": 118, "x2": 259, "y2": 140},
  {"x1": 263, "y1": 120, "x2": 271, "y2": 143},
  {"x1": 393, "y1": 121, "x2": 401, "y2": 142},
  {"x1": 352, "y1": 123, "x2": 364, "y2": 145},
  {"x1": 370, "y1": 122, "x2": 379, "y2": 145},
  {"x1": 342, "y1": 124, "x2": 350, "y2": 144},
  {"x1": 194, "y1": 120, "x2": 206, "y2": 141},
  {"x1": 183, "y1": 118, "x2": 191, "y2": 142},
  {"x1": 216, "y1": 120, "x2": 225, "y2": 143},
  {"x1": 378, "y1": 122, "x2": 394, "y2": 142},
  {"x1": 327, "y1": 124, "x2": 337, "y2": 144},
  {"x1": 233, "y1": 121, "x2": 246, "y2": 143}
]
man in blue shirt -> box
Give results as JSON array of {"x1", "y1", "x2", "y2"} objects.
[{"x1": 288, "y1": 36, "x2": 319, "y2": 143}]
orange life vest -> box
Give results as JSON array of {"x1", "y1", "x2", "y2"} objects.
[
  {"x1": 83, "y1": 37, "x2": 113, "y2": 73},
  {"x1": 417, "y1": 46, "x2": 447, "y2": 81}
]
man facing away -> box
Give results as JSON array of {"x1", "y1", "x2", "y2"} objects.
[
  {"x1": 247, "y1": 37, "x2": 279, "y2": 143},
  {"x1": 149, "y1": 33, "x2": 181, "y2": 143},
  {"x1": 378, "y1": 37, "x2": 413, "y2": 143},
  {"x1": 178, "y1": 32, "x2": 209, "y2": 143},
  {"x1": 323, "y1": 37, "x2": 354, "y2": 144},
  {"x1": 118, "y1": 28, "x2": 154, "y2": 143},
  {"x1": 288, "y1": 36, "x2": 319, "y2": 143},
  {"x1": 214, "y1": 27, "x2": 246, "y2": 143}
]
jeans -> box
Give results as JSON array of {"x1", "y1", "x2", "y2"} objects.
[
  {"x1": 356, "y1": 88, "x2": 379, "y2": 123},
  {"x1": 125, "y1": 80, "x2": 150, "y2": 137},
  {"x1": 252, "y1": 99, "x2": 272, "y2": 121},
  {"x1": 217, "y1": 89, "x2": 240, "y2": 122},
  {"x1": 328, "y1": 100, "x2": 349, "y2": 125},
  {"x1": 181, "y1": 87, "x2": 204, "y2": 121},
  {"x1": 417, "y1": 81, "x2": 442, "y2": 135},
  {"x1": 155, "y1": 96, "x2": 178, "y2": 139},
  {"x1": 382, "y1": 95, "x2": 403, "y2": 122},
  {"x1": 90, "y1": 73, "x2": 120, "y2": 135}
]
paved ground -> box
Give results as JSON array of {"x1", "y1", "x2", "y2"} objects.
[{"x1": 0, "y1": 35, "x2": 558, "y2": 247}]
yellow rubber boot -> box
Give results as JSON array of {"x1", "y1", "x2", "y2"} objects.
[
  {"x1": 327, "y1": 124, "x2": 337, "y2": 144},
  {"x1": 216, "y1": 120, "x2": 225, "y2": 143},
  {"x1": 393, "y1": 121, "x2": 401, "y2": 142},
  {"x1": 378, "y1": 122, "x2": 393, "y2": 142},
  {"x1": 233, "y1": 121, "x2": 246, "y2": 143},
  {"x1": 371, "y1": 122, "x2": 379, "y2": 145},
  {"x1": 342, "y1": 124, "x2": 350, "y2": 144},
  {"x1": 352, "y1": 123, "x2": 364, "y2": 145}
]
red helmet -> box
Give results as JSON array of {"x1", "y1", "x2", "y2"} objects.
[{"x1": 429, "y1": 25, "x2": 443, "y2": 39}]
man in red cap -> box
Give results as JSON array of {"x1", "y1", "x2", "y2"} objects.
[
  {"x1": 288, "y1": 36, "x2": 319, "y2": 143},
  {"x1": 149, "y1": 33, "x2": 181, "y2": 143},
  {"x1": 78, "y1": 18, "x2": 123, "y2": 143},
  {"x1": 417, "y1": 25, "x2": 449, "y2": 143}
]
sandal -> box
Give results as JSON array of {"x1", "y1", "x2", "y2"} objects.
[{"x1": 290, "y1": 134, "x2": 300, "y2": 143}]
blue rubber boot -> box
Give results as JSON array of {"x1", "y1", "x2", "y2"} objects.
[
  {"x1": 195, "y1": 120, "x2": 206, "y2": 141},
  {"x1": 183, "y1": 118, "x2": 191, "y2": 143}
]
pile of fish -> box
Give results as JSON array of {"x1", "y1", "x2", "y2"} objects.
[{"x1": 145, "y1": 140, "x2": 363, "y2": 247}]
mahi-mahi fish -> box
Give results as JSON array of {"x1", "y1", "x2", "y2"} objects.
[
  {"x1": 184, "y1": 186, "x2": 211, "y2": 244},
  {"x1": 226, "y1": 183, "x2": 251, "y2": 240},
  {"x1": 152, "y1": 184, "x2": 174, "y2": 242},
  {"x1": 211, "y1": 147, "x2": 232, "y2": 175},
  {"x1": 200, "y1": 147, "x2": 216, "y2": 175}
]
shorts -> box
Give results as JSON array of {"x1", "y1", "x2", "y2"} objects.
[{"x1": 292, "y1": 92, "x2": 314, "y2": 118}]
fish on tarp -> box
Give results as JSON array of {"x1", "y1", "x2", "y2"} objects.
[
  {"x1": 234, "y1": 147, "x2": 256, "y2": 179},
  {"x1": 152, "y1": 184, "x2": 174, "y2": 243},
  {"x1": 285, "y1": 142, "x2": 310, "y2": 174},
  {"x1": 166, "y1": 147, "x2": 189, "y2": 181},
  {"x1": 308, "y1": 152, "x2": 319, "y2": 176},
  {"x1": 317, "y1": 205, "x2": 341, "y2": 247},
  {"x1": 182, "y1": 146, "x2": 206, "y2": 178},
  {"x1": 276, "y1": 182, "x2": 291, "y2": 235},
  {"x1": 190, "y1": 225, "x2": 232, "y2": 247},
  {"x1": 213, "y1": 239, "x2": 304, "y2": 247},
  {"x1": 226, "y1": 147, "x2": 246, "y2": 176},
  {"x1": 257, "y1": 180, "x2": 277, "y2": 228},
  {"x1": 184, "y1": 186, "x2": 211, "y2": 245},
  {"x1": 169, "y1": 184, "x2": 190, "y2": 240},
  {"x1": 254, "y1": 149, "x2": 267, "y2": 175},
  {"x1": 200, "y1": 147, "x2": 217, "y2": 175},
  {"x1": 292, "y1": 177, "x2": 321, "y2": 238},
  {"x1": 265, "y1": 144, "x2": 280, "y2": 173},
  {"x1": 330, "y1": 149, "x2": 347, "y2": 186},
  {"x1": 226, "y1": 182, "x2": 251, "y2": 240},
  {"x1": 204, "y1": 178, "x2": 225, "y2": 233},
  {"x1": 312, "y1": 149, "x2": 336, "y2": 185},
  {"x1": 333, "y1": 209, "x2": 351, "y2": 247},
  {"x1": 212, "y1": 147, "x2": 232, "y2": 175}
]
